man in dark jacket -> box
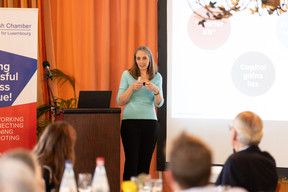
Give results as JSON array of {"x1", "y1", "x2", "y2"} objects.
[{"x1": 216, "y1": 111, "x2": 278, "y2": 192}]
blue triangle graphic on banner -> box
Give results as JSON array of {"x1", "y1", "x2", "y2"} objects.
[{"x1": 0, "y1": 50, "x2": 37, "y2": 108}]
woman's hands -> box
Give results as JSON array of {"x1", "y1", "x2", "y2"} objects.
[
  {"x1": 145, "y1": 82, "x2": 162, "y2": 105},
  {"x1": 119, "y1": 81, "x2": 161, "y2": 106},
  {"x1": 132, "y1": 81, "x2": 144, "y2": 90},
  {"x1": 132, "y1": 81, "x2": 160, "y2": 96},
  {"x1": 144, "y1": 82, "x2": 159, "y2": 94},
  {"x1": 132, "y1": 81, "x2": 159, "y2": 94},
  {"x1": 118, "y1": 81, "x2": 143, "y2": 106}
]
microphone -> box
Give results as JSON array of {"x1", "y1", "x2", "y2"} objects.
[{"x1": 42, "y1": 61, "x2": 53, "y2": 80}]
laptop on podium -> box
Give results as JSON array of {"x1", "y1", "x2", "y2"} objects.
[{"x1": 77, "y1": 91, "x2": 112, "y2": 108}]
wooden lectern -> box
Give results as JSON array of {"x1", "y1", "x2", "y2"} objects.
[{"x1": 62, "y1": 108, "x2": 121, "y2": 192}]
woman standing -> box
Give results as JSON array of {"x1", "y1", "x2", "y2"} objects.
[{"x1": 117, "y1": 46, "x2": 164, "y2": 181}]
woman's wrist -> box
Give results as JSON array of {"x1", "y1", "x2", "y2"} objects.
[{"x1": 154, "y1": 90, "x2": 160, "y2": 95}]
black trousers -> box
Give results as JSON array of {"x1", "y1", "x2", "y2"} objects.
[{"x1": 121, "y1": 119, "x2": 158, "y2": 181}]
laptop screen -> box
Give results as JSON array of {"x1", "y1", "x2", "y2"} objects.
[{"x1": 77, "y1": 91, "x2": 112, "y2": 108}]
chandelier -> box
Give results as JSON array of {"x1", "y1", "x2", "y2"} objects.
[{"x1": 187, "y1": 0, "x2": 288, "y2": 26}]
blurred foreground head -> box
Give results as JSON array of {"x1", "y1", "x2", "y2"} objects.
[
  {"x1": 33, "y1": 121, "x2": 77, "y2": 188},
  {"x1": 0, "y1": 157, "x2": 39, "y2": 192},
  {"x1": 169, "y1": 132, "x2": 212, "y2": 190},
  {"x1": 1, "y1": 148, "x2": 44, "y2": 192}
]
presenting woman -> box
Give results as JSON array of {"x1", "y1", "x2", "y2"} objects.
[{"x1": 117, "y1": 46, "x2": 164, "y2": 181}]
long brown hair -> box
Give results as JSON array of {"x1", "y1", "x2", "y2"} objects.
[
  {"x1": 33, "y1": 121, "x2": 76, "y2": 189},
  {"x1": 129, "y1": 46, "x2": 158, "y2": 80}
]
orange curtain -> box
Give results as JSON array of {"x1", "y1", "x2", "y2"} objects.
[
  {"x1": 0, "y1": 0, "x2": 37, "y2": 7},
  {"x1": 39, "y1": 0, "x2": 158, "y2": 108}
]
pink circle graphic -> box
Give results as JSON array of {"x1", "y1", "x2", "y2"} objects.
[{"x1": 187, "y1": 7, "x2": 231, "y2": 50}]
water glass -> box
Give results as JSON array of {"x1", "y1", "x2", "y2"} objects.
[
  {"x1": 151, "y1": 179, "x2": 162, "y2": 192},
  {"x1": 78, "y1": 173, "x2": 92, "y2": 192},
  {"x1": 135, "y1": 174, "x2": 151, "y2": 192}
]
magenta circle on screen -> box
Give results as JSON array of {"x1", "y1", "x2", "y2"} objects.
[{"x1": 187, "y1": 7, "x2": 231, "y2": 50}]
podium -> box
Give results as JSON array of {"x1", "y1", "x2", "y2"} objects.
[{"x1": 61, "y1": 108, "x2": 121, "y2": 192}]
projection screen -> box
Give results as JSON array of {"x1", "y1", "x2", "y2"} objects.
[{"x1": 157, "y1": 0, "x2": 288, "y2": 177}]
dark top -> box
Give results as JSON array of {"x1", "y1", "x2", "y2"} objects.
[
  {"x1": 43, "y1": 165, "x2": 56, "y2": 192},
  {"x1": 216, "y1": 145, "x2": 278, "y2": 192}
]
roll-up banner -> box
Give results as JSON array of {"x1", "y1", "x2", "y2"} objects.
[{"x1": 0, "y1": 8, "x2": 38, "y2": 152}]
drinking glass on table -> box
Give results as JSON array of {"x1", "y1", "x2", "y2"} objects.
[
  {"x1": 151, "y1": 178, "x2": 162, "y2": 192},
  {"x1": 140, "y1": 174, "x2": 152, "y2": 192},
  {"x1": 78, "y1": 173, "x2": 92, "y2": 192}
]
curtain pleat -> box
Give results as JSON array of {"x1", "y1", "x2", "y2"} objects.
[
  {"x1": 7, "y1": 0, "x2": 13, "y2": 7},
  {"x1": 31, "y1": 0, "x2": 36, "y2": 8},
  {"x1": 37, "y1": 0, "x2": 50, "y2": 111},
  {"x1": 12, "y1": 0, "x2": 18, "y2": 7},
  {"x1": 0, "y1": 0, "x2": 36, "y2": 8},
  {"x1": 3, "y1": 0, "x2": 7, "y2": 7},
  {"x1": 109, "y1": 0, "x2": 121, "y2": 104},
  {"x1": 20, "y1": 0, "x2": 27, "y2": 8}
]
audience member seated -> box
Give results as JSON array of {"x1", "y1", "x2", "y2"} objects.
[
  {"x1": 33, "y1": 121, "x2": 77, "y2": 192},
  {"x1": 168, "y1": 132, "x2": 247, "y2": 192},
  {"x1": 1, "y1": 148, "x2": 45, "y2": 192},
  {"x1": 0, "y1": 157, "x2": 40, "y2": 192},
  {"x1": 216, "y1": 111, "x2": 278, "y2": 192}
]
